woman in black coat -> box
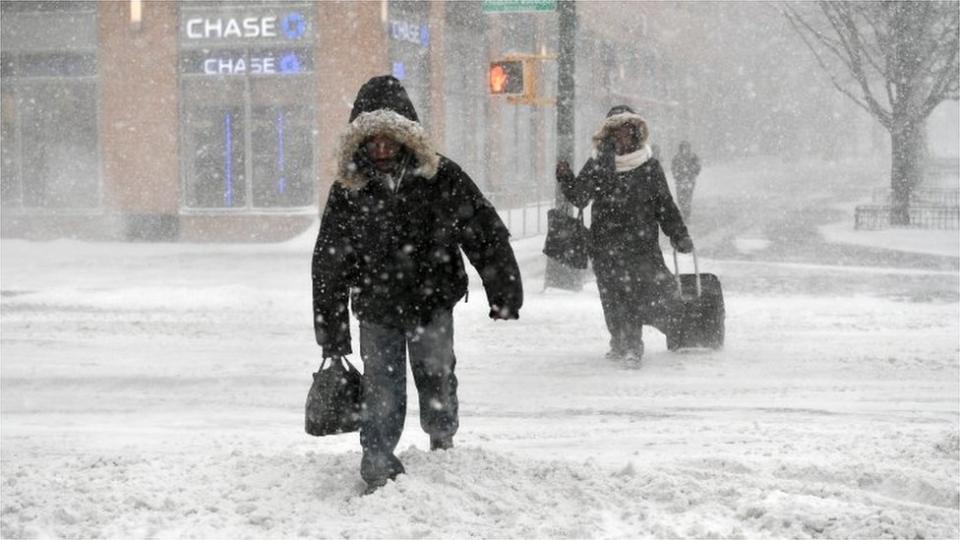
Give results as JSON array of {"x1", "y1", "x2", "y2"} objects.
[{"x1": 556, "y1": 105, "x2": 693, "y2": 362}]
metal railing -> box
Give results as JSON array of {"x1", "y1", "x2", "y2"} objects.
[
  {"x1": 871, "y1": 187, "x2": 960, "y2": 206},
  {"x1": 855, "y1": 203, "x2": 960, "y2": 230},
  {"x1": 487, "y1": 185, "x2": 553, "y2": 239}
]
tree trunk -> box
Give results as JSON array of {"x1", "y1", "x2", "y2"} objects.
[{"x1": 889, "y1": 121, "x2": 925, "y2": 226}]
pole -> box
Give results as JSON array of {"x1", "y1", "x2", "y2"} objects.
[
  {"x1": 544, "y1": 0, "x2": 583, "y2": 291},
  {"x1": 556, "y1": 0, "x2": 576, "y2": 199}
]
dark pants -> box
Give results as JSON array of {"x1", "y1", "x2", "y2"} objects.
[
  {"x1": 676, "y1": 179, "x2": 696, "y2": 220},
  {"x1": 593, "y1": 255, "x2": 675, "y2": 353},
  {"x1": 358, "y1": 309, "x2": 459, "y2": 485}
]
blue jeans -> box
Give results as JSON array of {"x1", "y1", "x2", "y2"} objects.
[{"x1": 358, "y1": 309, "x2": 459, "y2": 485}]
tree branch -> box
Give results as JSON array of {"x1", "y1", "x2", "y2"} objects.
[
  {"x1": 855, "y1": 2, "x2": 896, "y2": 105},
  {"x1": 822, "y1": 1, "x2": 893, "y2": 124},
  {"x1": 842, "y1": 3, "x2": 889, "y2": 83},
  {"x1": 920, "y1": 40, "x2": 960, "y2": 119},
  {"x1": 782, "y1": 2, "x2": 892, "y2": 127}
]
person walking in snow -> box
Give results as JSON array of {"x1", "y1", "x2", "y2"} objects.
[
  {"x1": 556, "y1": 105, "x2": 693, "y2": 363},
  {"x1": 670, "y1": 140, "x2": 701, "y2": 220},
  {"x1": 312, "y1": 75, "x2": 523, "y2": 493}
]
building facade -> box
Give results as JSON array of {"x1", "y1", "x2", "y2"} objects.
[{"x1": 1, "y1": 0, "x2": 663, "y2": 241}]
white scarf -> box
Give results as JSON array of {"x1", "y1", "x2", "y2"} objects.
[{"x1": 614, "y1": 145, "x2": 652, "y2": 172}]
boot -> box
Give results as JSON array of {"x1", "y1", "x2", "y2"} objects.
[
  {"x1": 361, "y1": 452, "x2": 405, "y2": 494},
  {"x1": 623, "y1": 340, "x2": 644, "y2": 364},
  {"x1": 606, "y1": 335, "x2": 626, "y2": 360},
  {"x1": 605, "y1": 348, "x2": 626, "y2": 360},
  {"x1": 430, "y1": 434, "x2": 454, "y2": 451}
]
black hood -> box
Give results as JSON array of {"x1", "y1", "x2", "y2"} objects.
[
  {"x1": 606, "y1": 104, "x2": 636, "y2": 118},
  {"x1": 349, "y1": 75, "x2": 419, "y2": 124},
  {"x1": 336, "y1": 75, "x2": 438, "y2": 189}
]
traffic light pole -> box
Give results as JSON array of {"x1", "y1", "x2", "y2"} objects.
[
  {"x1": 555, "y1": 0, "x2": 576, "y2": 199},
  {"x1": 544, "y1": 0, "x2": 583, "y2": 291}
]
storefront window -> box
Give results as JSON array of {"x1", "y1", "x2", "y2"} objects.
[
  {"x1": 18, "y1": 82, "x2": 99, "y2": 209},
  {"x1": 0, "y1": 2, "x2": 99, "y2": 210},
  {"x1": 181, "y1": 77, "x2": 247, "y2": 209},
  {"x1": 179, "y1": 3, "x2": 316, "y2": 211},
  {"x1": 184, "y1": 103, "x2": 246, "y2": 208},
  {"x1": 1, "y1": 90, "x2": 19, "y2": 206},
  {"x1": 251, "y1": 104, "x2": 313, "y2": 208},
  {"x1": 386, "y1": 2, "x2": 431, "y2": 121}
]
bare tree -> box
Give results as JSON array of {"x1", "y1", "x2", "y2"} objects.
[{"x1": 784, "y1": 1, "x2": 959, "y2": 225}]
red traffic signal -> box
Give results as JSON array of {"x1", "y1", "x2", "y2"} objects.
[{"x1": 489, "y1": 60, "x2": 524, "y2": 95}]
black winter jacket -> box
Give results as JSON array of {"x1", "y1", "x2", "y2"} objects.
[
  {"x1": 312, "y1": 76, "x2": 522, "y2": 357},
  {"x1": 559, "y1": 109, "x2": 689, "y2": 266},
  {"x1": 560, "y1": 154, "x2": 689, "y2": 266}
]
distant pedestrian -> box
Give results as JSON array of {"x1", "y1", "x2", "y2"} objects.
[
  {"x1": 671, "y1": 141, "x2": 701, "y2": 220},
  {"x1": 556, "y1": 105, "x2": 693, "y2": 363},
  {"x1": 312, "y1": 75, "x2": 523, "y2": 493}
]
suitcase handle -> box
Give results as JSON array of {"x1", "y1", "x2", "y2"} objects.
[{"x1": 672, "y1": 247, "x2": 702, "y2": 298}]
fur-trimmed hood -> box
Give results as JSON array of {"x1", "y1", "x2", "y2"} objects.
[
  {"x1": 336, "y1": 75, "x2": 439, "y2": 190},
  {"x1": 336, "y1": 109, "x2": 439, "y2": 190},
  {"x1": 590, "y1": 108, "x2": 650, "y2": 152}
]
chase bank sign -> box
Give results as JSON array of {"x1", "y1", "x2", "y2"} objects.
[
  {"x1": 179, "y1": 6, "x2": 314, "y2": 76},
  {"x1": 180, "y1": 8, "x2": 311, "y2": 43},
  {"x1": 388, "y1": 19, "x2": 429, "y2": 49}
]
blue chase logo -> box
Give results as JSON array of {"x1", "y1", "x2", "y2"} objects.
[{"x1": 281, "y1": 12, "x2": 306, "y2": 40}]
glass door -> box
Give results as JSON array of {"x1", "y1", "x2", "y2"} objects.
[
  {"x1": 182, "y1": 77, "x2": 246, "y2": 209},
  {"x1": 250, "y1": 77, "x2": 313, "y2": 208}
]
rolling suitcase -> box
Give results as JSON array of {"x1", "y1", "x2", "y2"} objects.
[{"x1": 666, "y1": 249, "x2": 725, "y2": 350}]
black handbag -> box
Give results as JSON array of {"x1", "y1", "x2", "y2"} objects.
[
  {"x1": 305, "y1": 356, "x2": 363, "y2": 436},
  {"x1": 543, "y1": 206, "x2": 589, "y2": 269}
]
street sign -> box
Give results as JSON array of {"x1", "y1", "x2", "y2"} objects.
[{"x1": 482, "y1": 1, "x2": 557, "y2": 14}]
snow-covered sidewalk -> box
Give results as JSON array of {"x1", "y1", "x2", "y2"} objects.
[{"x1": 2, "y1": 223, "x2": 958, "y2": 538}]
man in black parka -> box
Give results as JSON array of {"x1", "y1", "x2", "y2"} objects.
[
  {"x1": 312, "y1": 75, "x2": 523, "y2": 492},
  {"x1": 556, "y1": 105, "x2": 692, "y2": 363}
]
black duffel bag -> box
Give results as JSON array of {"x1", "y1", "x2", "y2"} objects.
[
  {"x1": 305, "y1": 356, "x2": 363, "y2": 436},
  {"x1": 543, "y1": 206, "x2": 589, "y2": 269}
]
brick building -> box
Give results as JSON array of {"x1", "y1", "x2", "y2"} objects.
[{"x1": 1, "y1": 1, "x2": 666, "y2": 241}]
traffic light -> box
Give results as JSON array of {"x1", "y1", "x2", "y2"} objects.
[{"x1": 489, "y1": 60, "x2": 524, "y2": 95}]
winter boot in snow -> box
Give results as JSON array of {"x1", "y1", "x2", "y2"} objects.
[
  {"x1": 605, "y1": 348, "x2": 625, "y2": 360},
  {"x1": 605, "y1": 338, "x2": 626, "y2": 360},
  {"x1": 430, "y1": 434, "x2": 454, "y2": 451},
  {"x1": 360, "y1": 452, "x2": 405, "y2": 494},
  {"x1": 623, "y1": 341, "x2": 644, "y2": 364}
]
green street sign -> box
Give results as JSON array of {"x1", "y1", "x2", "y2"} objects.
[{"x1": 483, "y1": 0, "x2": 558, "y2": 13}]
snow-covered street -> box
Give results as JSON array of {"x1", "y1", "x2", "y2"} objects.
[{"x1": 2, "y1": 159, "x2": 958, "y2": 538}]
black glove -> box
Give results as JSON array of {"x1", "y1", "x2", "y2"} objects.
[
  {"x1": 671, "y1": 236, "x2": 694, "y2": 254},
  {"x1": 352, "y1": 148, "x2": 375, "y2": 176},
  {"x1": 489, "y1": 305, "x2": 519, "y2": 320},
  {"x1": 597, "y1": 138, "x2": 616, "y2": 171},
  {"x1": 555, "y1": 160, "x2": 573, "y2": 182}
]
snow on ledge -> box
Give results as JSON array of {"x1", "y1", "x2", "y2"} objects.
[{"x1": 820, "y1": 221, "x2": 959, "y2": 258}]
